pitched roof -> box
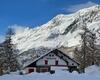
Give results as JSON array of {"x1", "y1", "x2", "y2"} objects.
[
  {"x1": 23, "y1": 49, "x2": 79, "y2": 68},
  {"x1": 23, "y1": 48, "x2": 55, "y2": 68}
]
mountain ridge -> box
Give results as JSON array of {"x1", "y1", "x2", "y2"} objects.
[{"x1": 11, "y1": 5, "x2": 100, "y2": 63}]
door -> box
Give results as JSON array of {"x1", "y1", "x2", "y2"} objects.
[{"x1": 29, "y1": 68, "x2": 34, "y2": 73}]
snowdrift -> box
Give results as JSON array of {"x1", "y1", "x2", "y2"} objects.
[{"x1": 0, "y1": 65, "x2": 100, "y2": 80}]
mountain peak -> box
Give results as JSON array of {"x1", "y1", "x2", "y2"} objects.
[
  {"x1": 76, "y1": 5, "x2": 100, "y2": 13},
  {"x1": 12, "y1": 5, "x2": 100, "y2": 54}
]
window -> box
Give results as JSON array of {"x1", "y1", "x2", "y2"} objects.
[
  {"x1": 55, "y1": 60, "x2": 58, "y2": 65},
  {"x1": 72, "y1": 63, "x2": 74, "y2": 66},
  {"x1": 45, "y1": 60, "x2": 48, "y2": 65},
  {"x1": 49, "y1": 54, "x2": 51, "y2": 57},
  {"x1": 49, "y1": 54, "x2": 54, "y2": 57},
  {"x1": 61, "y1": 56, "x2": 63, "y2": 58},
  {"x1": 52, "y1": 54, "x2": 54, "y2": 57}
]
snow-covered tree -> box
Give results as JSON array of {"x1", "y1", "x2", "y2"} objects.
[
  {"x1": 0, "y1": 43, "x2": 6, "y2": 75},
  {"x1": 74, "y1": 25, "x2": 96, "y2": 73},
  {"x1": 4, "y1": 28, "x2": 20, "y2": 72},
  {"x1": 0, "y1": 28, "x2": 20, "y2": 74}
]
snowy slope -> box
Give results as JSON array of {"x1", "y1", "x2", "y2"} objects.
[
  {"x1": 11, "y1": 5, "x2": 100, "y2": 61},
  {"x1": 0, "y1": 65, "x2": 100, "y2": 80}
]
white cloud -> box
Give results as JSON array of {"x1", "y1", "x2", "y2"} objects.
[
  {"x1": 0, "y1": 35, "x2": 5, "y2": 43},
  {"x1": 9, "y1": 24, "x2": 31, "y2": 34},
  {"x1": 0, "y1": 25, "x2": 27, "y2": 43},
  {"x1": 65, "y1": 1, "x2": 97, "y2": 13}
]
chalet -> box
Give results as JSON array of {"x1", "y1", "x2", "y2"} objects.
[{"x1": 23, "y1": 49, "x2": 79, "y2": 73}]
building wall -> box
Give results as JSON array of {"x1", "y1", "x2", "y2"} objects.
[
  {"x1": 36, "y1": 52, "x2": 78, "y2": 66},
  {"x1": 57, "y1": 51, "x2": 78, "y2": 66},
  {"x1": 51, "y1": 66, "x2": 68, "y2": 71},
  {"x1": 36, "y1": 52, "x2": 67, "y2": 66}
]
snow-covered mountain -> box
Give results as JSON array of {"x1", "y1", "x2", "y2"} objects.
[{"x1": 11, "y1": 5, "x2": 100, "y2": 63}]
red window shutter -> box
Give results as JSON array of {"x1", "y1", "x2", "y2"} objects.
[
  {"x1": 45, "y1": 60, "x2": 48, "y2": 65},
  {"x1": 55, "y1": 60, "x2": 58, "y2": 65}
]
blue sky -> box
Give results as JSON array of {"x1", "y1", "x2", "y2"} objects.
[{"x1": 0, "y1": 0, "x2": 100, "y2": 37}]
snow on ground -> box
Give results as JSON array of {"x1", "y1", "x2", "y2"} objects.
[
  {"x1": 85, "y1": 65, "x2": 100, "y2": 76},
  {"x1": 0, "y1": 65, "x2": 100, "y2": 80}
]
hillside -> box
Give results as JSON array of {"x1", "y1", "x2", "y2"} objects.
[{"x1": 11, "y1": 5, "x2": 100, "y2": 64}]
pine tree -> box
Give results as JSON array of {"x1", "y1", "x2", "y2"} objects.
[
  {"x1": 3, "y1": 28, "x2": 20, "y2": 73},
  {"x1": 0, "y1": 43, "x2": 6, "y2": 75},
  {"x1": 74, "y1": 25, "x2": 96, "y2": 73}
]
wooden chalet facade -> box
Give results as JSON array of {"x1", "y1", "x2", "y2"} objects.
[{"x1": 23, "y1": 49, "x2": 79, "y2": 73}]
